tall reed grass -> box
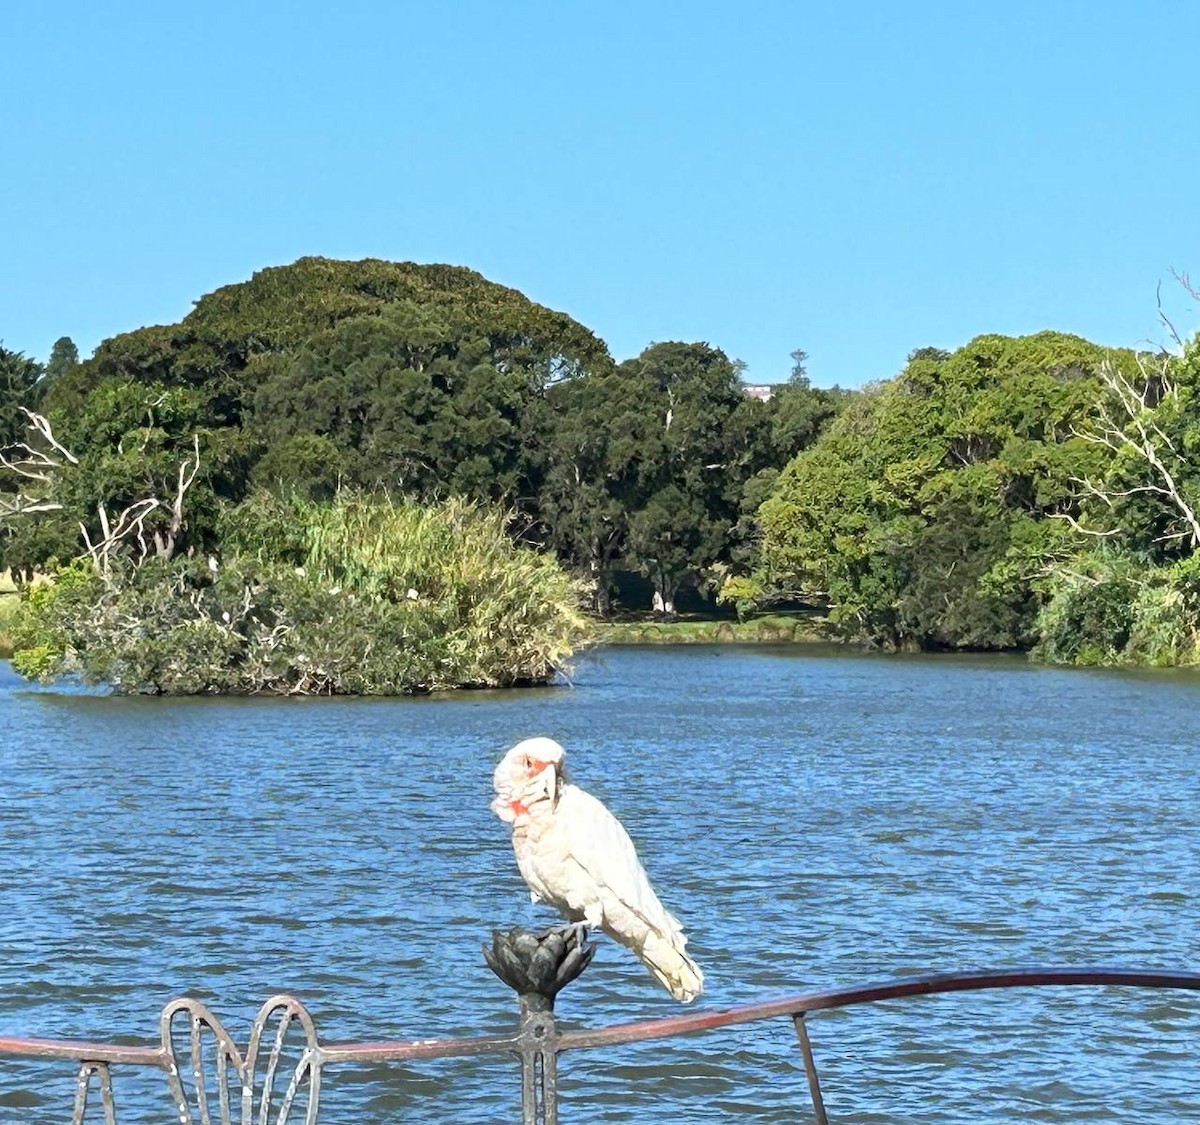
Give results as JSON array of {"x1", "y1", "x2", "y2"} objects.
[
  {"x1": 12, "y1": 493, "x2": 592, "y2": 694},
  {"x1": 288, "y1": 493, "x2": 590, "y2": 688}
]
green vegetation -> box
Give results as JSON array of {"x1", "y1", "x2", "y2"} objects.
[
  {"x1": 1, "y1": 344, "x2": 45, "y2": 451},
  {"x1": 603, "y1": 612, "x2": 826, "y2": 645},
  {"x1": 1026, "y1": 340, "x2": 1200, "y2": 667},
  {"x1": 541, "y1": 341, "x2": 839, "y2": 614},
  {"x1": 745, "y1": 331, "x2": 1200, "y2": 666},
  {"x1": 749, "y1": 333, "x2": 1122, "y2": 648},
  {"x1": 11, "y1": 494, "x2": 587, "y2": 694},
  {"x1": 4, "y1": 256, "x2": 1200, "y2": 683},
  {"x1": 0, "y1": 587, "x2": 17, "y2": 659},
  {"x1": 5, "y1": 258, "x2": 839, "y2": 612}
]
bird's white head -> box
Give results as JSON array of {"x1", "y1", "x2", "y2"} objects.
[{"x1": 491, "y1": 737, "x2": 567, "y2": 824}]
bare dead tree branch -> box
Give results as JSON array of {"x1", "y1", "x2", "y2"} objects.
[
  {"x1": 80, "y1": 499, "x2": 161, "y2": 579},
  {"x1": 1067, "y1": 358, "x2": 1200, "y2": 549},
  {"x1": 0, "y1": 410, "x2": 78, "y2": 491},
  {"x1": 0, "y1": 495, "x2": 65, "y2": 518},
  {"x1": 1, "y1": 409, "x2": 205, "y2": 576},
  {"x1": 1157, "y1": 279, "x2": 1185, "y2": 351},
  {"x1": 1047, "y1": 511, "x2": 1121, "y2": 539},
  {"x1": 1170, "y1": 267, "x2": 1200, "y2": 304},
  {"x1": 20, "y1": 408, "x2": 79, "y2": 465}
]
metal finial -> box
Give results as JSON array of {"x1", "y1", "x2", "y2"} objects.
[{"x1": 483, "y1": 925, "x2": 596, "y2": 1011}]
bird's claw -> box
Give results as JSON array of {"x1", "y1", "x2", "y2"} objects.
[
  {"x1": 537, "y1": 921, "x2": 588, "y2": 942},
  {"x1": 483, "y1": 924, "x2": 596, "y2": 1001}
]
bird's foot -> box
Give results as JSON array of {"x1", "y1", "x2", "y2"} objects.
[
  {"x1": 538, "y1": 920, "x2": 589, "y2": 941},
  {"x1": 483, "y1": 923, "x2": 597, "y2": 1004}
]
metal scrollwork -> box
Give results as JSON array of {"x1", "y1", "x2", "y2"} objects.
[
  {"x1": 71, "y1": 1061, "x2": 116, "y2": 1125},
  {"x1": 160, "y1": 995, "x2": 321, "y2": 1125}
]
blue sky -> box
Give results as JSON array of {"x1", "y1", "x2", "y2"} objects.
[{"x1": 3, "y1": 1, "x2": 1197, "y2": 386}]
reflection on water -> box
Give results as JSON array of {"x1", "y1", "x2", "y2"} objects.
[{"x1": 1, "y1": 647, "x2": 1199, "y2": 1122}]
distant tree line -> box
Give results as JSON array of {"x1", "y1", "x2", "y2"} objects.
[
  {"x1": 5, "y1": 256, "x2": 1200, "y2": 676},
  {"x1": 1, "y1": 257, "x2": 843, "y2": 616}
]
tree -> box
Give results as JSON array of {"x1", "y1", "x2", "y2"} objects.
[
  {"x1": 37, "y1": 257, "x2": 610, "y2": 510},
  {"x1": 1061, "y1": 350, "x2": 1200, "y2": 557},
  {"x1": 1033, "y1": 334, "x2": 1200, "y2": 667},
  {"x1": 0, "y1": 380, "x2": 253, "y2": 579},
  {"x1": 755, "y1": 332, "x2": 1133, "y2": 648},
  {"x1": 542, "y1": 341, "x2": 842, "y2": 615},
  {"x1": 626, "y1": 483, "x2": 725, "y2": 614},
  {"x1": 0, "y1": 346, "x2": 50, "y2": 577},
  {"x1": 613, "y1": 342, "x2": 749, "y2": 613},
  {"x1": 57, "y1": 256, "x2": 607, "y2": 415},
  {"x1": 250, "y1": 303, "x2": 534, "y2": 498},
  {"x1": 44, "y1": 336, "x2": 80, "y2": 386},
  {"x1": 765, "y1": 348, "x2": 845, "y2": 465},
  {"x1": 0, "y1": 344, "x2": 43, "y2": 451},
  {"x1": 540, "y1": 370, "x2": 634, "y2": 614}
]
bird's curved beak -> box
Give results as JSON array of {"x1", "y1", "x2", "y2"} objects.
[{"x1": 532, "y1": 759, "x2": 559, "y2": 807}]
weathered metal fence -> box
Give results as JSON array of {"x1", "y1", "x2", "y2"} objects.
[{"x1": 1, "y1": 926, "x2": 1198, "y2": 1125}]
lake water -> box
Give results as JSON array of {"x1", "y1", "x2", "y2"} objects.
[{"x1": 1, "y1": 645, "x2": 1199, "y2": 1123}]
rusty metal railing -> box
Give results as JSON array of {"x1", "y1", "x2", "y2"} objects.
[{"x1": 1, "y1": 933, "x2": 1198, "y2": 1124}]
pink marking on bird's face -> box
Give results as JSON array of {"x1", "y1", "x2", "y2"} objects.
[{"x1": 526, "y1": 757, "x2": 553, "y2": 777}]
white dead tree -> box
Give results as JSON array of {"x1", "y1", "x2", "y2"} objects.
[
  {"x1": 0, "y1": 408, "x2": 202, "y2": 580},
  {"x1": 1056, "y1": 356, "x2": 1200, "y2": 550},
  {"x1": 0, "y1": 408, "x2": 79, "y2": 517}
]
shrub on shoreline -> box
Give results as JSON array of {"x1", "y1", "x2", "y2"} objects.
[{"x1": 10, "y1": 494, "x2": 591, "y2": 695}]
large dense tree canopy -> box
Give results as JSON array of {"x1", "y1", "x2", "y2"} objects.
[
  {"x1": 540, "y1": 341, "x2": 841, "y2": 611},
  {"x1": 10, "y1": 259, "x2": 612, "y2": 575},
  {"x1": 5, "y1": 258, "x2": 841, "y2": 619},
  {"x1": 755, "y1": 332, "x2": 1138, "y2": 649},
  {"x1": 248, "y1": 301, "x2": 551, "y2": 501},
  {"x1": 54, "y1": 257, "x2": 608, "y2": 407}
]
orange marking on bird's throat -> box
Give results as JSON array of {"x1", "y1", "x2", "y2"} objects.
[{"x1": 510, "y1": 798, "x2": 529, "y2": 817}]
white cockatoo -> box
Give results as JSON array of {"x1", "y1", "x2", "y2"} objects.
[{"x1": 491, "y1": 736, "x2": 704, "y2": 1003}]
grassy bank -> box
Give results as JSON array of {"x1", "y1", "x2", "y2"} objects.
[
  {"x1": 600, "y1": 611, "x2": 828, "y2": 645},
  {"x1": 0, "y1": 585, "x2": 17, "y2": 660}
]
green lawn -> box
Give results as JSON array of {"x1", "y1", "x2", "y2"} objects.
[
  {"x1": 0, "y1": 592, "x2": 18, "y2": 660},
  {"x1": 599, "y1": 611, "x2": 828, "y2": 645}
]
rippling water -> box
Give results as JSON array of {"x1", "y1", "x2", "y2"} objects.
[{"x1": 2, "y1": 645, "x2": 1199, "y2": 1123}]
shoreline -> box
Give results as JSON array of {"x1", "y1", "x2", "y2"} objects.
[
  {"x1": 598, "y1": 614, "x2": 828, "y2": 645},
  {"x1": 0, "y1": 589, "x2": 16, "y2": 660}
]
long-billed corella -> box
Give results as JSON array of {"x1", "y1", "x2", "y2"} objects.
[{"x1": 491, "y1": 736, "x2": 704, "y2": 1002}]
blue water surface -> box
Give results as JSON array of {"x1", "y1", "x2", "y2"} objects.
[{"x1": 1, "y1": 646, "x2": 1198, "y2": 1123}]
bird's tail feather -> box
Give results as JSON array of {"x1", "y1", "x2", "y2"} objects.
[{"x1": 638, "y1": 930, "x2": 704, "y2": 1003}]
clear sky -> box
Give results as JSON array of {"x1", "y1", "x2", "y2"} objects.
[{"x1": 3, "y1": 1, "x2": 1198, "y2": 386}]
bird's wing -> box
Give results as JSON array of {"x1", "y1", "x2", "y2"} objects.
[{"x1": 556, "y1": 784, "x2": 683, "y2": 936}]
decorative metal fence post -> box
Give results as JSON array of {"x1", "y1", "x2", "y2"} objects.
[{"x1": 483, "y1": 925, "x2": 596, "y2": 1125}]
